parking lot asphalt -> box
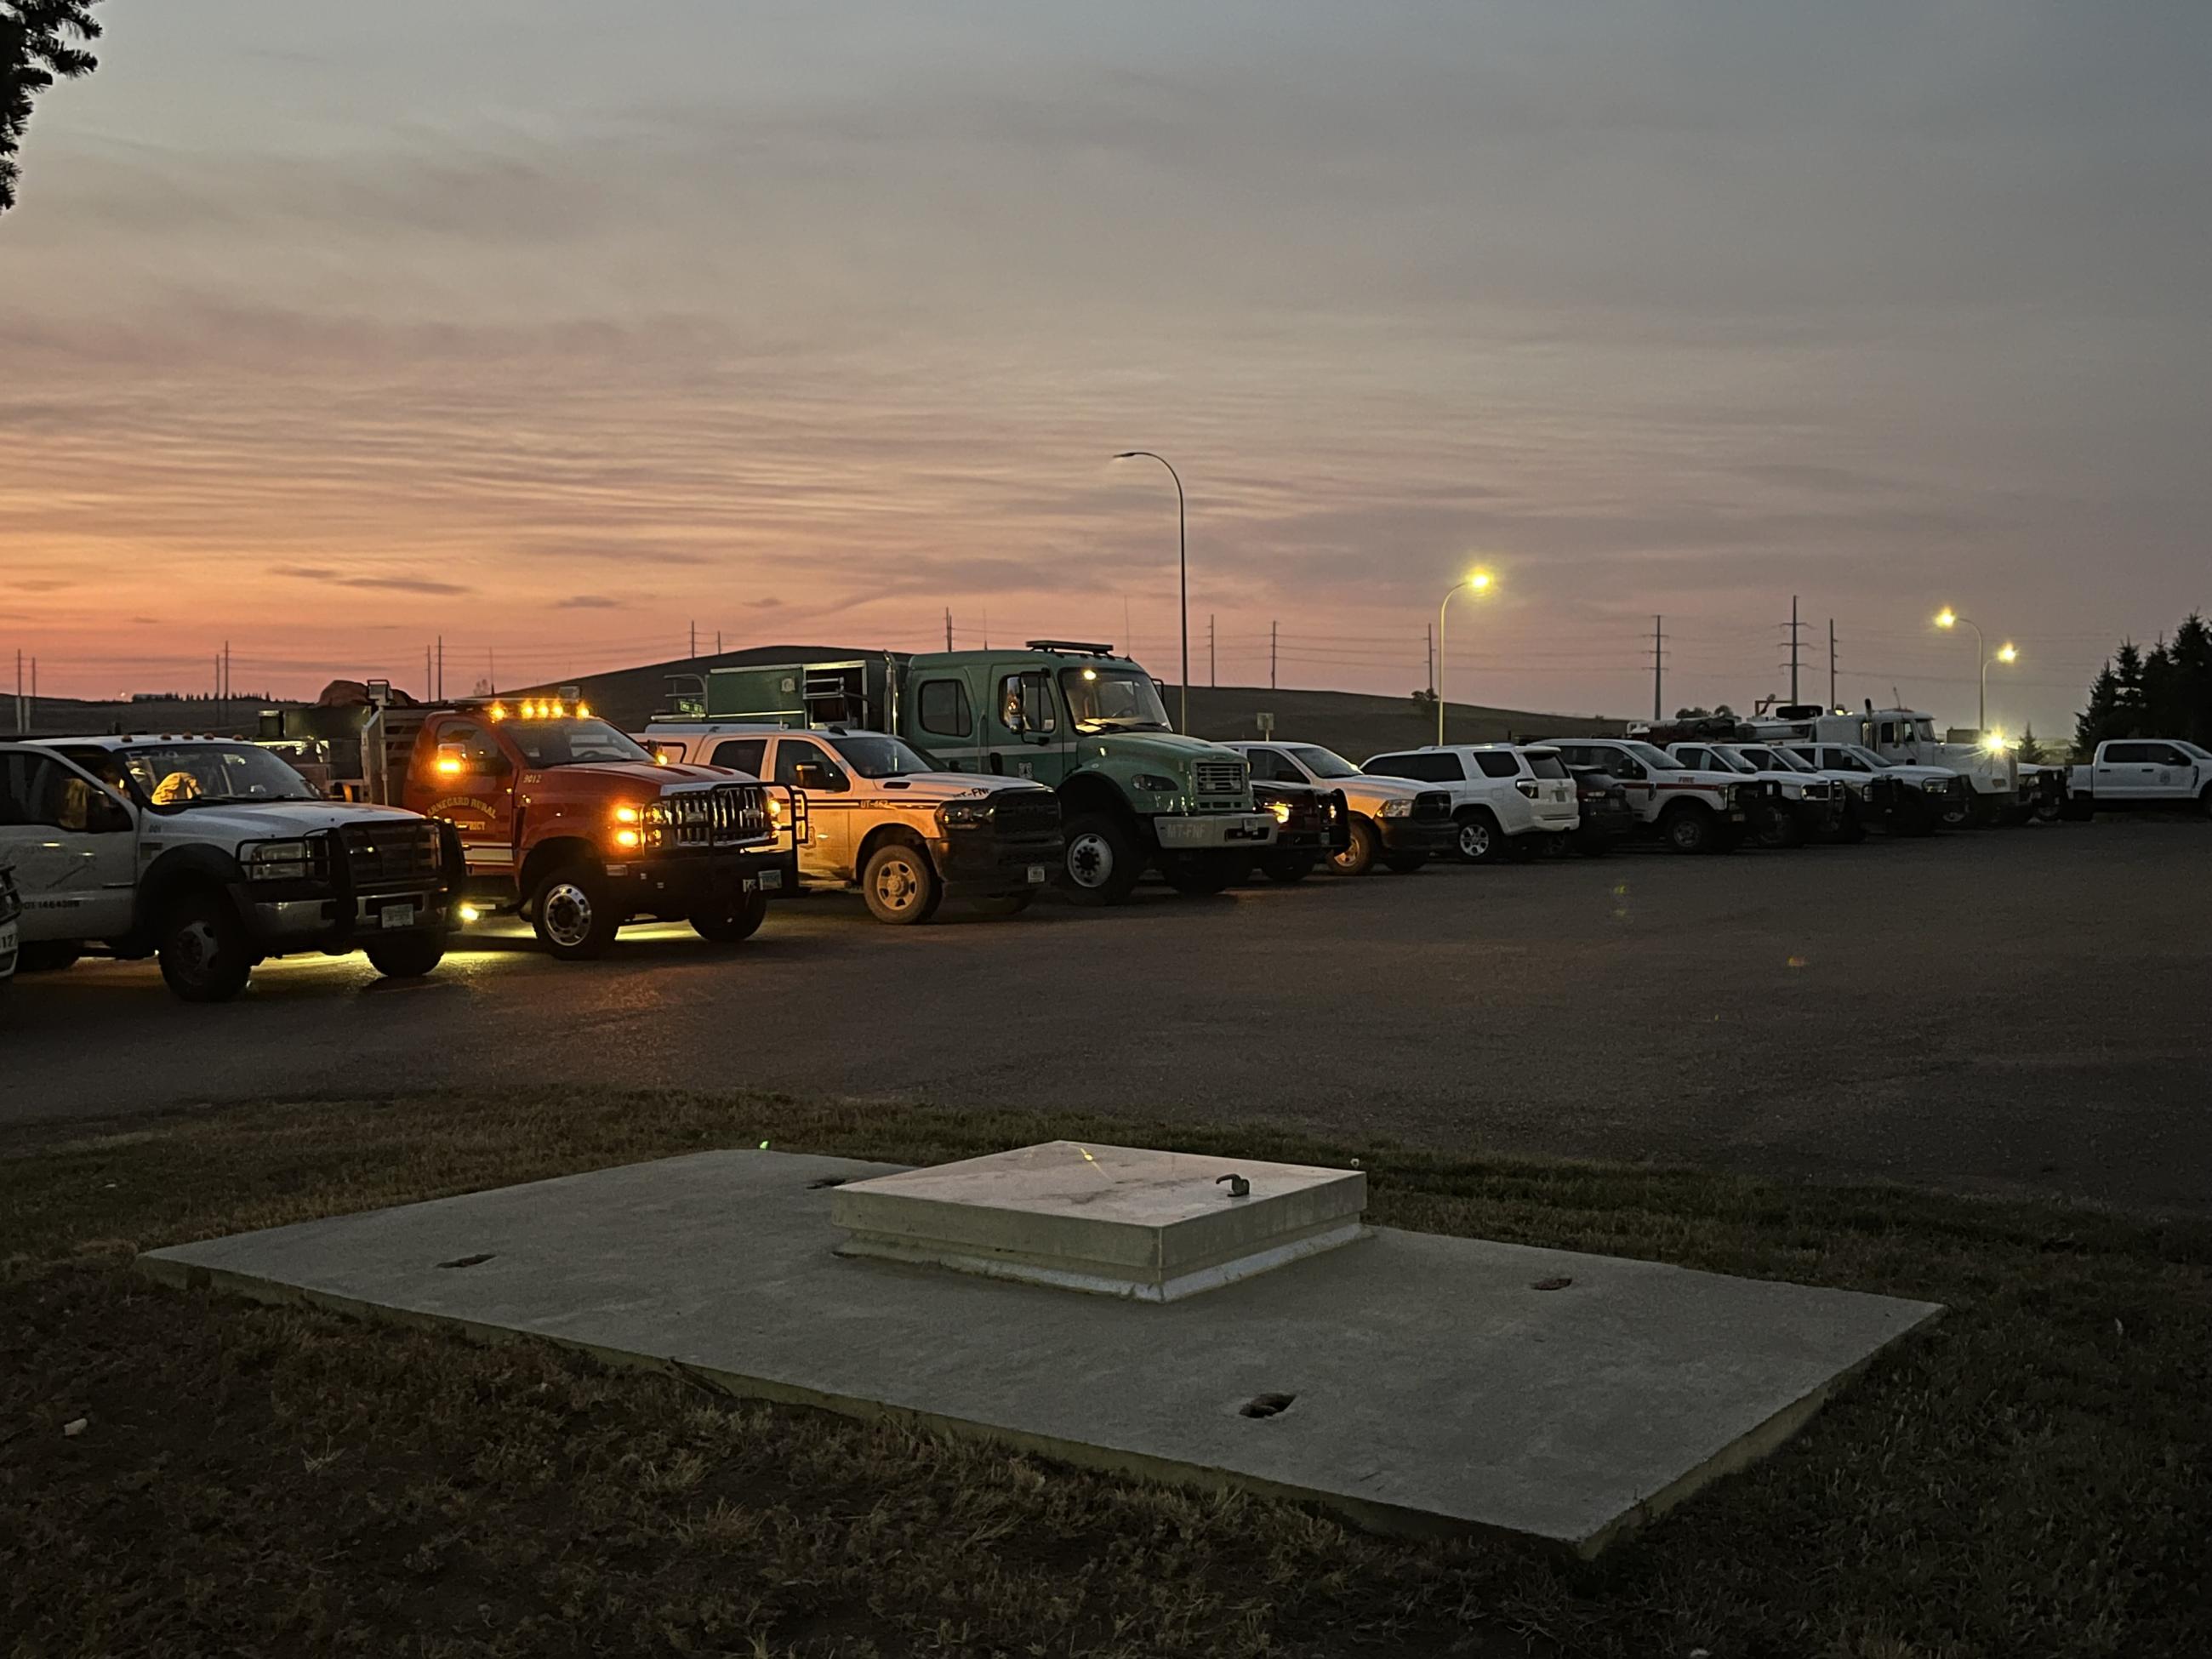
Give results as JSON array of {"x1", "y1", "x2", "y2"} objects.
[{"x1": 4, "y1": 821, "x2": 2207, "y2": 1216}]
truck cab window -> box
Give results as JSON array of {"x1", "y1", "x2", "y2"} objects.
[
  {"x1": 916, "y1": 679, "x2": 972, "y2": 739},
  {"x1": 435, "y1": 721, "x2": 504, "y2": 772},
  {"x1": 999, "y1": 672, "x2": 1057, "y2": 736},
  {"x1": 0, "y1": 753, "x2": 87, "y2": 829},
  {"x1": 776, "y1": 739, "x2": 848, "y2": 793},
  {"x1": 710, "y1": 738, "x2": 767, "y2": 775},
  {"x1": 1248, "y1": 748, "x2": 1303, "y2": 783}
]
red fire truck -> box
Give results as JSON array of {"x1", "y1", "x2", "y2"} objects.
[{"x1": 288, "y1": 684, "x2": 800, "y2": 960}]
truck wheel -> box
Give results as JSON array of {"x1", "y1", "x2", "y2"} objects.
[
  {"x1": 2201, "y1": 784, "x2": 2212, "y2": 821},
  {"x1": 157, "y1": 891, "x2": 254, "y2": 1003},
  {"x1": 971, "y1": 892, "x2": 1035, "y2": 918},
  {"x1": 693, "y1": 887, "x2": 769, "y2": 943},
  {"x1": 1060, "y1": 812, "x2": 1143, "y2": 905},
  {"x1": 1751, "y1": 801, "x2": 1804, "y2": 849},
  {"x1": 1453, "y1": 810, "x2": 1505, "y2": 864},
  {"x1": 2059, "y1": 794, "x2": 2095, "y2": 824},
  {"x1": 1259, "y1": 852, "x2": 1319, "y2": 884},
  {"x1": 1331, "y1": 817, "x2": 1380, "y2": 875},
  {"x1": 1160, "y1": 851, "x2": 1238, "y2": 896},
  {"x1": 1662, "y1": 803, "x2": 1717, "y2": 854},
  {"x1": 531, "y1": 864, "x2": 623, "y2": 961},
  {"x1": 1837, "y1": 802, "x2": 1868, "y2": 844},
  {"x1": 364, "y1": 931, "x2": 447, "y2": 978},
  {"x1": 861, "y1": 841, "x2": 943, "y2": 925},
  {"x1": 14, "y1": 942, "x2": 83, "y2": 974},
  {"x1": 1938, "y1": 794, "x2": 1973, "y2": 829},
  {"x1": 1382, "y1": 851, "x2": 1428, "y2": 873}
]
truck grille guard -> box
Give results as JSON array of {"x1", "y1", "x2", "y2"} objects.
[
  {"x1": 984, "y1": 790, "x2": 1063, "y2": 837},
  {"x1": 642, "y1": 781, "x2": 784, "y2": 851},
  {"x1": 1411, "y1": 790, "x2": 1452, "y2": 822},
  {"x1": 337, "y1": 820, "x2": 448, "y2": 890}
]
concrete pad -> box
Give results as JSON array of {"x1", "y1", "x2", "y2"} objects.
[
  {"x1": 830, "y1": 1140, "x2": 1367, "y2": 1300},
  {"x1": 140, "y1": 1150, "x2": 1941, "y2": 1555}
]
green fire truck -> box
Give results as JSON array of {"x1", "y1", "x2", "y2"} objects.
[{"x1": 692, "y1": 642, "x2": 1276, "y2": 904}]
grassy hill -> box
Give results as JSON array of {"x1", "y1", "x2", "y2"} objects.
[{"x1": 14, "y1": 645, "x2": 1624, "y2": 755}]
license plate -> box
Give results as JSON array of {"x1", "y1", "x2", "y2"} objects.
[
  {"x1": 1729, "y1": 809, "x2": 1747, "y2": 821},
  {"x1": 760, "y1": 869, "x2": 783, "y2": 891},
  {"x1": 1026, "y1": 864, "x2": 1047, "y2": 884},
  {"x1": 380, "y1": 902, "x2": 415, "y2": 930}
]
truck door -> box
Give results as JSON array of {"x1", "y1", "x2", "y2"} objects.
[
  {"x1": 0, "y1": 748, "x2": 138, "y2": 941},
  {"x1": 414, "y1": 715, "x2": 517, "y2": 870},
  {"x1": 908, "y1": 674, "x2": 983, "y2": 772},
  {"x1": 2093, "y1": 743, "x2": 2152, "y2": 800},
  {"x1": 987, "y1": 665, "x2": 1072, "y2": 786},
  {"x1": 771, "y1": 736, "x2": 852, "y2": 869}
]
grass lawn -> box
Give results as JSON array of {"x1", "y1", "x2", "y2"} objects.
[{"x1": 3, "y1": 1089, "x2": 2208, "y2": 1658}]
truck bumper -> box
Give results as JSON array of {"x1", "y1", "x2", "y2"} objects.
[
  {"x1": 602, "y1": 847, "x2": 795, "y2": 918},
  {"x1": 1571, "y1": 806, "x2": 1639, "y2": 847},
  {"x1": 934, "y1": 831, "x2": 1063, "y2": 898},
  {"x1": 1154, "y1": 813, "x2": 1277, "y2": 851},
  {"x1": 237, "y1": 887, "x2": 452, "y2": 954},
  {"x1": 1377, "y1": 815, "x2": 1457, "y2": 856}
]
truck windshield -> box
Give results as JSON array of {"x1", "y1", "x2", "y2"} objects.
[
  {"x1": 506, "y1": 719, "x2": 653, "y2": 767},
  {"x1": 825, "y1": 734, "x2": 937, "y2": 778},
  {"x1": 121, "y1": 744, "x2": 319, "y2": 808},
  {"x1": 2175, "y1": 740, "x2": 2212, "y2": 761},
  {"x1": 1910, "y1": 718, "x2": 1937, "y2": 742},
  {"x1": 1703, "y1": 749, "x2": 1759, "y2": 774},
  {"x1": 1059, "y1": 667, "x2": 1171, "y2": 732},
  {"x1": 1619, "y1": 741, "x2": 1679, "y2": 771},
  {"x1": 1841, "y1": 745, "x2": 1891, "y2": 771},
  {"x1": 1747, "y1": 746, "x2": 1815, "y2": 772},
  {"x1": 1287, "y1": 745, "x2": 1360, "y2": 779}
]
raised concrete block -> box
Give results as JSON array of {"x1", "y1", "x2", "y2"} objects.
[{"x1": 830, "y1": 1140, "x2": 1366, "y2": 1300}]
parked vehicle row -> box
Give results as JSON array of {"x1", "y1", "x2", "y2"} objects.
[{"x1": 3, "y1": 640, "x2": 2198, "y2": 1006}]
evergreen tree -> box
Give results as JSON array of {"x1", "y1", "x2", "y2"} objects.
[
  {"x1": 1, "y1": 0, "x2": 101, "y2": 214},
  {"x1": 2077, "y1": 662, "x2": 2121, "y2": 755},
  {"x1": 2169, "y1": 613, "x2": 2212, "y2": 746},
  {"x1": 2112, "y1": 641, "x2": 2147, "y2": 737},
  {"x1": 2012, "y1": 725, "x2": 2042, "y2": 766}
]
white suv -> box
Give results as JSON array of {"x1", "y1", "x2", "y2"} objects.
[{"x1": 1361, "y1": 744, "x2": 1580, "y2": 863}]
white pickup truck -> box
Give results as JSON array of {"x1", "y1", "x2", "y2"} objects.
[
  {"x1": 0, "y1": 737, "x2": 461, "y2": 1001},
  {"x1": 2061, "y1": 739, "x2": 2212, "y2": 818},
  {"x1": 1539, "y1": 738, "x2": 1753, "y2": 853}
]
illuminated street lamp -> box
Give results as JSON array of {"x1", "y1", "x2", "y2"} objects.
[
  {"x1": 1112, "y1": 450, "x2": 1187, "y2": 733},
  {"x1": 1933, "y1": 609, "x2": 2015, "y2": 735},
  {"x1": 1438, "y1": 569, "x2": 1496, "y2": 745}
]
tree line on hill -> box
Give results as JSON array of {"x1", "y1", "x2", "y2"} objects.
[{"x1": 2075, "y1": 614, "x2": 2212, "y2": 755}]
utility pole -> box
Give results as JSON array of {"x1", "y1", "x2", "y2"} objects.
[
  {"x1": 1828, "y1": 619, "x2": 1838, "y2": 709},
  {"x1": 1647, "y1": 615, "x2": 1667, "y2": 721},
  {"x1": 945, "y1": 607, "x2": 954, "y2": 651},
  {"x1": 689, "y1": 619, "x2": 698, "y2": 659},
  {"x1": 14, "y1": 648, "x2": 23, "y2": 733},
  {"x1": 1209, "y1": 613, "x2": 1216, "y2": 687},
  {"x1": 716, "y1": 630, "x2": 723, "y2": 656},
  {"x1": 1426, "y1": 624, "x2": 1434, "y2": 698},
  {"x1": 27, "y1": 656, "x2": 34, "y2": 733},
  {"x1": 436, "y1": 635, "x2": 444, "y2": 701},
  {"x1": 426, "y1": 645, "x2": 434, "y2": 700},
  {"x1": 488, "y1": 647, "x2": 496, "y2": 695},
  {"x1": 1779, "y1": 596, "x2": 1807, "y2": 703},
  {"x1": 1270, "y1": 620, "x2": 1278, "y2": 690}
]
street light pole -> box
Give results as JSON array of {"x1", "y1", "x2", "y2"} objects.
[
  {"x1": 1437, "y1": 571, "x2": 1493, "y2": 746},
  {"x1": 1114, "y1": 450, "x2": 1187, "y2": 734},
  {"x1": 1935, "y1": 609, "x2": 1987, "y2": 733}
]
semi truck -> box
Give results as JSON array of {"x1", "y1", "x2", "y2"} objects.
[
  {"x1": 275, "y1": 685, "x2": 798, "y2": 959},
  {"x1": 1742, "y1": 703, "x2": 2048, "y2": 825},
  {"x1": 688, "y1": 643, "x2": 1275, "y2": 904}
]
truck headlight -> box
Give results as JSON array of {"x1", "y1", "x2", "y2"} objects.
[
  {"x1": 1132, "y1": 773, "x2": 1178, "y2": 795},
  {"x1": 1378, "y1": 798, "x2": 1413, "y2": 818},
  {"x1": 938, "y1": 801, "x2": 990, "y2": 830},
  {"x1": 1268, "y1": 801, "x2": 1292, "y2": 824},
  {"x1": 241, "y1": 838, "x2": 315, "y2": 881}
]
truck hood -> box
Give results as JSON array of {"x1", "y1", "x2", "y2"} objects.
[
  {"x1": 859, "y1": 772, "x2": 1049, "y2": 805},
  {"x1": 534, "y1": 761, "x2": 731, "y2": 792},
  {"x1": 142, "y1": 801, "x2": 428, "y2": 841},
  {"x1": 1080, "y1": 732, "x2": 1241, "y2": 768},
  {"x1": 1335, "y1": 772, "x2": 1433, "y2": 807}
]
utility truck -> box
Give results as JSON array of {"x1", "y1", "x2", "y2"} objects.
[
  {"x1": 688, "y1": 644, "x2": 1275, "y2": 904},
  {"x1": 276, "y1": 685, "x2": 797, "y2": 959},
  {"x1": 2061, "y1": 740, "x2": 2212, "y2": 818},
  {"x1": 2, "y1": 736, "x2": 461, "y2": 1001},
  {"x1": 1742, "y1": 703, "x2": 2045, "y2": 826}
]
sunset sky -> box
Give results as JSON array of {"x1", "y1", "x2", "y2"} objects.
[{"x1": 5, "y1": 1, "x2": 2209, "y2": 735}]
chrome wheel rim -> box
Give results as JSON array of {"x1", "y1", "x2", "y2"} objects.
[
  {"x1": 1067, "y1": 831, "x2": 1114, "y2": 889},
  {"x1": 541, "y1": 881, "x2": 594, "y2": 948},
  {"x1": 170, "y1": 918, "x2": 219, "y2": 981},
  {"x1": 1459, "y1": 822, "x2": 1490, "y2": 858}
]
